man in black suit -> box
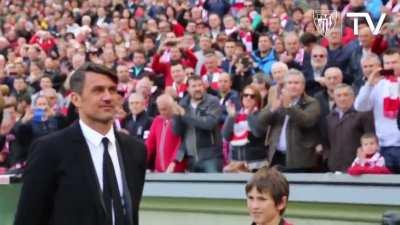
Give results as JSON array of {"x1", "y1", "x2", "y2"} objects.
[{"x1": 14, "y1": 63, "x2": 147, "y2": 225}]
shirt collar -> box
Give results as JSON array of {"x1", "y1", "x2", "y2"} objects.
[{"x1": 79, "y1": 119, "x2": 116, "y2": 147}]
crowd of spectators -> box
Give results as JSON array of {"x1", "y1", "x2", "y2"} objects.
[{"x1": 0, "y1": 0, "x2": 399, "y2": 174}]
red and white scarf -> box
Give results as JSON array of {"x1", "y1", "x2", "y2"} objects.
[
  {"x1": 382, "y1": 75, "x2": 400, "y2": 119},
  {"x1": 231, "y1": 110, "x2": 250, "y2": 146}
]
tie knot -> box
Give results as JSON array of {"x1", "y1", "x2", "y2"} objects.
[{"x1": 102, "y1": 137, "x2": 109, "y2": 148}]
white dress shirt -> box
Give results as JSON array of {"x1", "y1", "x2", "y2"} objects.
[{"x1": 79, "y1": 120, "x2": 123, "y2": 196}]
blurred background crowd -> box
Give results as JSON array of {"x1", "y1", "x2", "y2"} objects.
[{"x1": 0, "y1": 0, "x2": 399, "y2": 174}]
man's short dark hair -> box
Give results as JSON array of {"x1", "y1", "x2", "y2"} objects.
[
  {"x1": 69, "y1": 62, "x2": 118, "y2": 94},
  {"x1": 187, "y1": 75, "x2": 203, "y2": 85},
  {"x1": 245, "y1": 167, "x2": 289, "y2": 215}
]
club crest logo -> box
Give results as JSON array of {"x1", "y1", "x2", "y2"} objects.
[{"x1": 313, "y1": 10, "x2": 339, "y2": 37}]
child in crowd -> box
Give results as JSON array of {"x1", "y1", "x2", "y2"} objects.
[
  {"x1": 348, "y1": 133, "x2": 391, "y2": 176},
  {"x1": 246, "y1": 167, "x2": 293, "y2": 225}
]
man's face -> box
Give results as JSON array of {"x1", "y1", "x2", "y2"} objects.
[
  {"x1": 284, "y1": 75, "x2": 305, "y2": 98},
  {"x1": 133, "y1": 53, "x2": 146, "y2": 67},
  {"x1": 209, "y1": 15, "x2": 220, "y2": 29},
  {"x1": 188, "y1": 79, "x2": 205, "y2": 101},
  {"x1": 35, "y1": 97, "x2": 49, "y2": 110},
  {"x1": 239, "y1": 17, "x2": 251, "y2": 30},
  {"x1": 271, "y1": 66, "x2": 287, "y2": 84},
  {"x1": 327, "y1": 29, "x2": 341, "y2": 46},
  {"x1": 171, "y1": 65, "x2": 186, "y2": 83},
  {"x1": 324, "y1": 69, "x2": 343, "y2": 91},
  {"x1": 129, "y1": 96, "x2": 145, "y2": 115},
  {"x1": 358, "y1": 28, "x2": 374, "y2": 49},
  {"x1": 268, "y1": 18, "x2": 280, "y2": 32},
  {"x1": 383, "y1": 53, "x2": 400, "y2": 76},
  {"x1": 224, "y1": 41, "x2": 236, "y2": 58},
  {"x1": 204, "y1": 55, "x2": 218, "y2": 71},
  {"x1": 40, "y1": 78, "x2": 53, "y2": 90},
  {"x1": 117, "y1": 66, "x2": 130, "y2": 83},
  {"x1": 223, "y1": 16, "x2": 235, "y2": 29},
  {"x1": 284, "y1": 36, "x2": 300, "y2": 54},
  {"x1": 311, "y1": 48, "x2": 327, "y2": 69},
  {"x1": 199, "y1": 38, "x2": 212, "y2": 51},
  {"x1": 14, "y1": 79, "x2": 26, "y2": 91},
  {"x1": 334, "y1": 87, "x2": 354, "y2": 111},
  {"x1": 170, "y1": 47, "x2": 182, "y2": 61},
  {"x1": 258, "y1": 36, "x2": 272, "y2": 53},
  {"x1": 247, "y1": 188, "x2": 285, "y2": 225},
  {"x1": 361, "y1": 58, "x2": 381, "y2": 78},
  {"x1": 157, "y1": 100, "x2": 173, "y2": 118},
  {"x1": 218, "y1": 74, "x2": 232, "y2": 94},
  {"x1": 71, "y1": 72, "x2": 119, "y2": 124},
  {"x1": 143, "y1": 38, "x2": 155, "y2": 51}
]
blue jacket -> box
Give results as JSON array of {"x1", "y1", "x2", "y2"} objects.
[{"x1": 251, "y1": 49, "x2": 277, "y2": 76}]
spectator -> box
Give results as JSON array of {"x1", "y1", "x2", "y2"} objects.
[
  {"x1": 122, "y1": 93, "x2": 153, "y2": 140},
  {"x1": 303, "y1": 45, "x2": 329, "y2": 96},
  {"x1": 268, "y1": 62, "x2": 289, "y2": 106},
  {"x1": 231, "y1": 53, "x2": 254, "y2": 92},
  {"x1": 217, "y1": 72, "x2": 241, "y2": 124},
  {"x1": 251, "y1": 73, "x2": 270, "y2": 107},
  {"x1": 246, "y1": 167, "x2": 293, "y2": 225},
  {"x1": 129, "y1": 49, "x2": 150, "y2": 80},
  {"x1": 11, "y1": 77, "x2": 35, "y2": 103},
  {"x1": 146, "y1": 94, "x2": 185, "y2": 173},
  {"x1": 166, "y1": 63, "x2": 188, "y2": 99},
  {"x1": 326, "y1": 84, "x2": 375, "y2": 172},
  {"x1": 251, "y1": 34, "x2": 277, "y2": 76},
  {"x1": 348, "y1": 26, "x2": 384, "y2": 90},
  {"x1": 258, "y1": 69, "x2": 320, "y2": 172},
  {"x1": 314, "y1": 67, "x2": 344, "y2": 151},
  {"x1": 354, "y1": 53, "x2": 382, "y2": 94},
  {"x1": 280, "y1": 32, "x2": 305, "y2": 69},
  {"x1": 172, "y1": 75, "x2": 223, "y2": 172},
  {"x1": 348, "y1": 133, "x2": 391, "y2": 175},
  {"x1": 200, "y1": 51, "x2": 224, "y2": 91},
  {"x1": 152, "y1": 40, "x2": 197, "y2": 87},
  {"x1": 222, "y1": 85, "x2": 268, "y2": 172},
  {"x1": 116, "y1": 64, "x2": 136, "y2": 100},
  {"x1": 354, "y1": 48, "x2": 400, "y2": 173},
  {"x1": 14, "y1": 96, "x2": 66, "y2": 156}
]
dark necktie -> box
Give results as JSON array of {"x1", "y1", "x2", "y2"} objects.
[{"x1": 102, "y1": 137, "x2": 125, "y2": 225}]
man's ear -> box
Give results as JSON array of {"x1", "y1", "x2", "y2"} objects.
[
  {"x1": 70, "y1": 92, "x2": 82, "y2": 108},
  {"x1": 277, "y1": 196, "x2": 288, "y2": 212}
]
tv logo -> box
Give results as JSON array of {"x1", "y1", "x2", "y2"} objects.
[
  {"x1": 346, "y1": 12, "x2": 386, "y2": 35},
  {"x1": 313, "y1": 10, "x2": 387, "y2": 36}
]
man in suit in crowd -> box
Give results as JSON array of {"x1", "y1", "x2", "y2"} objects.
[{"x1": 14, "y1": 63, "x2": 147, "y2": 225}]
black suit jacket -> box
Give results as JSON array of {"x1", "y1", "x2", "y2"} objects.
[{"x1": 14, "y1": 122, "x2": 147, "y2": 225}]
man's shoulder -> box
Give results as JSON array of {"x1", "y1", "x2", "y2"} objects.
[{"x1": 35, "y1": 123, "x2": 77, "y2": 145}]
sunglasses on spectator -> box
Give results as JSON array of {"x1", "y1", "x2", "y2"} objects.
[
  {"x1": 243, "y1": 93, "x2": 256, "y2": 99},
  {"x1": 312, "y1": 54, "x2": 325, "y2": 58},
  {"x1": 244, "y1": 4, "x2": 253, "y2": 7}
]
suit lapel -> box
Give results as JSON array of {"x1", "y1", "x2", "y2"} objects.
[{"x1": 70, "y1": 122, "x2": 107, "y2": 218}]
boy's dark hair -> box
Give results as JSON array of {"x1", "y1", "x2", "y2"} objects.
[
  {"x1": 361, "y1": 133, "x2": 379, "y2": 144},
  {"x1": 69, "y1": 62, "x2": 118, "y2": 94},
  {"x1": 245, "y1": 167, "x2": 289, "y2": 215}
]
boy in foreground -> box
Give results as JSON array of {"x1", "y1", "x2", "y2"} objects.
[{"x1": 246, "y1": 167, "x2": 293, "y2": 225}]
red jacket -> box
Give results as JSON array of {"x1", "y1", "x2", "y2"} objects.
[
  {"x1": 152, "y1": 50, "x2": 197, "y2": 87},
  {"x1": 145, "y1": 116, "x2": 185, "y2": 172}
]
